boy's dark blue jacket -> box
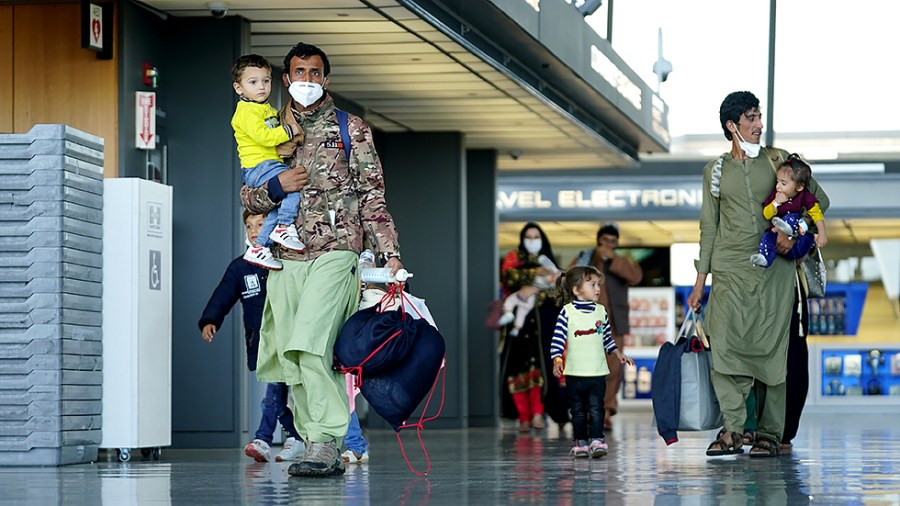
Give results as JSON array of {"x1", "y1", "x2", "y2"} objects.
[{"x1": 198, "y1": 256, "x2": 267, "y2": 371}]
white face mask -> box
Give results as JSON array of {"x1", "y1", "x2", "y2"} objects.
[
  {"x1": 523, "y1": 238, "x2": 542, "y2": 255},
  {"x1": 288, "y1": 80, "x2": 324, "y2": 108},
  {"x1": 735, "y1": 129, "x2": 761, "y2": 158}
]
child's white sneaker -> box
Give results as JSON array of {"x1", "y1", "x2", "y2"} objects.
[
  {"x1": 243, "y1": 245, "x2": 283, "y2": 270},
  {"x1": 244, "y1": 439, "x2": 271, "y2": 462},
  {"x1": 341, "y1": 449, "x2": 369, "y2": 464},
  {"x1": 269, "y1": 224, "x2": 306, "y2": 252},
  {"x1": 275, "y1": 437, "x2": 305, "y2": 462}
]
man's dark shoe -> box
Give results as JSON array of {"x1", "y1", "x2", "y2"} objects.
[{"x1": 287, "y1": 440, "x2": 345, "y2": 477}]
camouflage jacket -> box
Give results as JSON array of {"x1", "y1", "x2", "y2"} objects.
[{"x1": 240, "y1": 95, "x2": 401, "y2": 261}]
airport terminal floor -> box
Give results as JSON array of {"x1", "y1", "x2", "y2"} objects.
[{"x1": 2, "y1": 409, "x2": 898, "y2": 505}]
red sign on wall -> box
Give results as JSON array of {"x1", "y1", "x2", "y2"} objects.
[
  {"x1": 135, "y1": 92, "x2": 157, "y2": 150},
  {"x1": 88, "y1": 3, "x2": 103, "y2": 51}
]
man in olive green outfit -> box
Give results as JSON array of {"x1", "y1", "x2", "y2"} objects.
[
  {"x1": 687, "y1": 91, "x2": 828, "y2": 457},
  {"x1": 241, "y1": 43, "x2": 403, "y2": 477}
]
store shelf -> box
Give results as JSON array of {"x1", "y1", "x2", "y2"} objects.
[
  {"x1": 809, "y1": 343, "x2": 900, "y2": 407},
  {"x1": 809, "y1": 282, "x2": 868, "y2": 336},
  {"x1": 619, "y1": 347, "x2": 658, "y2": 405},
  {"x1": 675, "y1": 282, "x2": 869, "y2": 336}
]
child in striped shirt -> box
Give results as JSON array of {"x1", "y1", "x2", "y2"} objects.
[{"x1": 551, "y1": 265, "x2": 632, "y2": 459}]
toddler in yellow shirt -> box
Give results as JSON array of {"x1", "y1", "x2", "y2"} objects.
[{"x1": 232, "y1": 54, "x2": 305, "y2": 270}]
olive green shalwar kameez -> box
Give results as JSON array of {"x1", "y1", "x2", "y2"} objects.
[{"x1": 698, "y1": 148, "x2": 828, "y2": 443}]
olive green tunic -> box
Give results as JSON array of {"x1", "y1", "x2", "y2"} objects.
[{"x1": 698, "y1": 148, "x2": 829, "y2": 385}]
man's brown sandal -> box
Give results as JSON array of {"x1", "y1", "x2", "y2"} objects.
[
  {"x1": 706, "y1": 430, "x2": 744, "y2": 456},
  {"x1": 749, "y1": 436, "x2": 780, "y2": 458}
]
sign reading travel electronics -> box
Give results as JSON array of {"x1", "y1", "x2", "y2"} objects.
[
  {"x1": 498, "y1": 176, "x2": 703, "y2": 221},
  {"x1": 499, "y1": 171, "x2": 900, "y2": 221}
]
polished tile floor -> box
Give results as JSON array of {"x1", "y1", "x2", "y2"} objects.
[{"x1": 1, "y1": 409, "x2": 899, "y2": 505}]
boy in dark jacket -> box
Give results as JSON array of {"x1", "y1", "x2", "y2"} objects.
[{"x1": 198, "y1": 211, "x2": 304, "y2": 462}]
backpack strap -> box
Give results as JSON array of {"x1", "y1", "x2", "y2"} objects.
[
  {"x1": 763, "y1": 147, "x2": 784, "y2": 174},
  {"x1": 335, "y1": 109, "x2": 352, "y2": 162},
  {"x1": 709, "y1": 153, "x2": 727, "y2": 198}
]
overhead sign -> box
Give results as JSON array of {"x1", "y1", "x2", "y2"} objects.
[
  {"x1": 498, "y1": 173, "x2": 900, "y2": 222},
  {"x1": 498, "y1": 176, "x2": 703, "y2": 221},
  {"x1": 135, "y1": 92, "x2": 157, "y2": 150}
]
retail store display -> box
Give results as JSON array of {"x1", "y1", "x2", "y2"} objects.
[
  {"x1": 806, "y1": 283, "x2": 868, "y2": 336},
  {"x1": 809, "y1": 297, "x2": 845, "y2": 335},
  {"x1": 626, "y1": 288, "x2": 675, "y2": 347},
  {"x1": 821, "y1": 349, "x2": 900, "y2": 397},
  {"x1": 622, "y1": 360, "x2": 654, "y2": 400}
]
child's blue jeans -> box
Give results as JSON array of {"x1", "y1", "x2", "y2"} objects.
[
  {"x1": 255, "y1": 382, "x2": 301, "y2": 444},
  {"x1": 242, "y1": 159, "x2": 300, "y2": 248},
  {"x1": 343, "y1": 411, "x2": 368, "y2": 454}
]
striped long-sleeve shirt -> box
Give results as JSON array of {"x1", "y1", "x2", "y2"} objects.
[{"x1": 550, "y1": 299, "x2": 616, "y2": 361}]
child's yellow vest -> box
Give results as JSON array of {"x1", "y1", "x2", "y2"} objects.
[{"x1": 562, "y1": 303, "x2": 611, "y2": 377}]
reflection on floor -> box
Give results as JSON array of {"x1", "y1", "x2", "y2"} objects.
[{"x1": 1, "y1": 410, "x2": 898, "y2": 505}]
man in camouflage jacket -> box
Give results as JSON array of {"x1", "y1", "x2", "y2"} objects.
[{"x1": 240, "y1": 42, "x2": 403, "y2": 478}]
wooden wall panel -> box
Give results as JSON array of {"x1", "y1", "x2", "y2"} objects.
[
  {"x1": 0, "y1": 6, "x2": 13, "y2": 133},
  {"x1": 13, "y1": 3, "x2": 118, "y2": 177}
]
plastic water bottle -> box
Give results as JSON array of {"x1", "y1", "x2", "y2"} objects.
[
  {"x1": 358, "y1": 249, "x2": 376, "y2": 271},
  {"x1": 359, "y1": 267, "x2": 413, "y2": 283}
]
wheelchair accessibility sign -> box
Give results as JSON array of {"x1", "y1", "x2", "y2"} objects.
[{"x1": 149, "y1": 250, "x2": 162, "y2": 290}]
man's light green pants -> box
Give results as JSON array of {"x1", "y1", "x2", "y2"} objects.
[{"x1": 256, "y1": 250, "x2": 359, "y2": 443}]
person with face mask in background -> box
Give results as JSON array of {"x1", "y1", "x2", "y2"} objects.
[
  {"x1": 687, "y1": 91, "x2": 828, "y2": 458},
  {"x1": 498, "y1": 223, "x2": 568, "y2": 433},
  {"x1": 240, "y1": 43, "x2": 403, "y2": 477}
]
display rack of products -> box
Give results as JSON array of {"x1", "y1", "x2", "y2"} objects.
[
  {"x1": 819, "y1": 348, "x2": 900, "y2": 398},
  {"x1": 811, "y1": 283, "x2": 868, "y2": 336},
  {"x1": 618, "y1": 348, "x2": 659, "y2": 403},
  {"x1": 808, "y1": 297, "x2": 846, "y2": 335},
  {"x1": 626, "y1": 287, "x2": 675, "y2": 347},
  {"x1": 675, "y1": 282, "x2": 867, "y2": 336}
]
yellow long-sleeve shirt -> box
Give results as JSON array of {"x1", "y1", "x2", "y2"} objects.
[
  {"x1": 762, "y1": 200, "x2": 824, "y2": 224},
  {"x1": 232, "y1": 99, "x2": 292, "y2": 169}
]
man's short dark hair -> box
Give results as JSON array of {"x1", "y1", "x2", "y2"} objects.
[
  {"x1": 597, "y1": 223, "x2": 619, "y2": 241},
  {"x1": 283, "y1": 42, "x2": 331, "y2": 77},
  {"x1": 232, "y1": 54, "x2": 271, "y2": 83},
  {"x1": 719, "y1": 91, "x2": 759, "y2": 141}
]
